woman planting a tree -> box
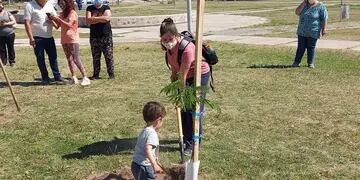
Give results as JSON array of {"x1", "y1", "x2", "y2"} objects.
[{"x1": 160, "y1": 18, "x2": 210, "y2": 156}]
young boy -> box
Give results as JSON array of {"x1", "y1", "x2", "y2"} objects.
[{"x1": 131, "y1": 101, "x2": 166, "y2": 180}]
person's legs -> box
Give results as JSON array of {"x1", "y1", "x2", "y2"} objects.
[
  {"x1": 0, "y1": 36, "x2": 8, "y2": 65},
  {"x1": 76, "y1": 0, "x2": 82, "y2": 10},
  {"x1": 131, "y1": 162, "x2": 156, "y2": 180},
  {"x1": 293, "y1": 35, "x2": 307, "y2": 67},
  {"x1": 181, "y1": 110, "x2": 193, "y2": 151},
  {"x1": 34, "y1": 37, "x2": 50, "y2": 81},
  {"x1": 90, "y1": 37, "x2": 101, "y2": 78},
  {"x1": 71, "y1": 43, "x2": 87, "y2": 77},
  {"x1": 306, "y1": 37, "x2": 318, "y2": 68},
  {"x1": 6, "y1": 33, "x2": 16, "y2": 65},
  {"x1": 100, "y1": 35, "x2": 115, "y2": 78},
  {"x1": 62, "y1": 44, "x2": 76, "y2": 76},
  {"x1": 44, "y1": 37, "x2": 61, "y2": 80},
  {"x1": 199, "y1": 72, "x2": 210, "y2": 142}
]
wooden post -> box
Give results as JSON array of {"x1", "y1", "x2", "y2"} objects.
[
  {"x1": 176, "y1": 106, "x2": 185, "y2": 163},
  {"x1": 0, "y1": 61, "x2": 21, "y2": 112},
  {"x1": 193, "y1": 0, "x2": 205, "y2": 165}
]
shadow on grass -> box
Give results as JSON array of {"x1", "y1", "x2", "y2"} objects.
[
  {"x1": 247, "y1": 64, "x2": 294, "y2": 69},
  {"x1": 62, "y1": 137, "x2": 179, "y2": 159},
  {"x1": 0, "y1": 81, "x2": 48, "y2": 88},
  {"x1": 0, "y1": 78, "x2": 70, "y2": 88}
]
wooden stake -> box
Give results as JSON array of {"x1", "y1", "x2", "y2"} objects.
[
  {"x1": 193, "y1": 0, "x2": 205, "y2": 163},
  {"x1": 0, "y1": 61, "x2": 21, "y2": 112}
]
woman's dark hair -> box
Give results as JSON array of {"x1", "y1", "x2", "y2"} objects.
[
  {"x1": 160, "y1": 17, "x2": 179, "y2": 37},
  {"x1": 59, "y1": 0, "x2": 75, "y2": 18},
  {"x1": 143, "y1": 101, "x2": 166, "y2": 123}
]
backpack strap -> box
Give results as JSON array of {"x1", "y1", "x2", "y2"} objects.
[
  {"x1": 164, "y1": 37, "x2": 191, "y2": 69},
  {"x1": 165, "y1": 51, "x2": 170, "y2": 69},
  {"x1": 177, "y1": 38, "x2": 191, "y2": 66},
  {"x1": 209, "y1": 66, "x2": 215, "y2": 92}
]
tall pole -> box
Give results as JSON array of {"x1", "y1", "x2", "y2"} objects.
[
  {"x1": 0, "y1": 61, "x2": 21, "y2": 112},
  {"x1": 186, "y1": 0, "x2": 192, "y2": 32},
  {"x1": 192, "y1": 0, "x2": 205, "y2": 177}
]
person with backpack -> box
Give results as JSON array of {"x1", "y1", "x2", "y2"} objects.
[
  {"x1": 0, "y1": 1, "x2": 16, "y2": 67},
  {"x1": 160, "y1": 17, "x2": 210, "y2": 155}
]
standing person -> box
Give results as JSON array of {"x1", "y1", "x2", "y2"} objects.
[
  {"x1": 85, "y1": 0, "x2": 114, "y2": 80},
  {"x1": 76, "y1": 0, "x2": 82, "y2": 10},
  {"x1": 292, "y1": 0, "x2": 328, "y2": 69},
  {"x1": 50, "y1": 0, "x2": 90, "y2": 86},
  {"x1": 24, "y1": 0, "x2": 63, "y2": 83},
  {"x1": 132, "y1": 101, "x2": 165, "y2": 180},
  {"x1": 160, "y1": 18, "x2": 210, "y2": 155},
  {"x1": 0, "y1": 0, "x2": 16, "y2": 67}
]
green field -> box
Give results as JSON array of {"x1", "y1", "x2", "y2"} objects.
[{"x1": 1, "y1": 43, "x2": 359, "y2": 179}]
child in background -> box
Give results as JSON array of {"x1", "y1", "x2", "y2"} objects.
[{"x1": 131, "y1": 101, "x2": 166, "y2": 180}]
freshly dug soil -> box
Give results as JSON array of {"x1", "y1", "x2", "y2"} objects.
[{"x1": 86, "y1": 165, "x2": 185, "y2": 180}]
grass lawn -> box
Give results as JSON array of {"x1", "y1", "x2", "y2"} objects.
[{"x1": 1, "y1": 42, "x2": 360, "y2": 179}]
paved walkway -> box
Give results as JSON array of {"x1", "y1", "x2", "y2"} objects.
[{"x1": 13, "y1": 13, "x2": 360, "y2": 51}]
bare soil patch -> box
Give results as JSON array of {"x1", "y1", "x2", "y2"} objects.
[{"x1": 86, "y1": 165, "x2": 185, "y2": 180}]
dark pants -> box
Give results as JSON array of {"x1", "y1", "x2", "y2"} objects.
[
  {"x1": 182, "y1": 72, "x2": 210, "y2": 149},
  {"x1": 294, "y1": 35, "x2": 318, "y2": 66},
  {"x1": 90, "y1": 35, "x2": 114, "y2": 78},
  {"x1": 33, "y1": 37, "x2": 61, "y2": 80},
  {"x1": 76, "y1": 0, "x2": 82, "y2": 10},
  {"x1": 0, "y1": 33, "x2": 16, "y2": 65},
  {"x1": 131, "y1": 162, "x2": 156, "y2": 180}
]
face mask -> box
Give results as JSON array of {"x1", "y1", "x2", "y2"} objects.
[
  {"x1": 308, "y1": 0, "x2": 316, "y2": 4},
  {"x1": 162, "y1": 39, "x2": 177, "y2": 50}
]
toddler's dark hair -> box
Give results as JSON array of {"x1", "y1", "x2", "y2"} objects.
[
  {"x1": 160, "y1": 17, "x2": 179, "y2": 37},
  {"x1": 143, "y1": 101, "x2": 166, "y2": 123}
]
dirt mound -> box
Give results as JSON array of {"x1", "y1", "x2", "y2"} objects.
[{"x1": 86, "y1": 165, "x2": 185, "y2": 180}]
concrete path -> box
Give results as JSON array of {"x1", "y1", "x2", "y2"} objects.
[{"x1": 13, "y1": 13, "x2": 360, "y2": 51}]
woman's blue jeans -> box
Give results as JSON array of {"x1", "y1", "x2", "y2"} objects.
[
  {"x1": 294, "y1": 36, "x2": 318, "y2": 66},
  {"x1": 182, "y1": 72, "x2": 210, "y2": 149}
]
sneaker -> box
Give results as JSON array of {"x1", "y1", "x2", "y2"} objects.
[
  {"x1": 184, "y1": 147, "x2": 192, "y2": 156},
  {"x1": 54, "y1": 77, "x2": 67, "y2": 85},
  {"x1": 89, "y1": 76, "x2": 101, "y2": 80},
  {"x1": 70, "y1": 76, "x2": 79, "y2": 85},
  {"x1": 308, "y1": 64, "x2": 315, "y2": 69},
  {"x1": 81, "y1": 77, "x2": 91, "y2": 86},
  {"x1": 54, "y1": 77, "x2": 64, "y2": 82},
  {"x1": 42, "y1": 78, "x2": 51, "y2": 84},
  {"x1": 292, "y1": 62, "x2": 300, "y2": 68},
  {"x1": 108, "y1": 75, "x2": 115, "y2": 80},
  {"x1": 9, "y1": 63, "x2": 15, "y2": 67}
]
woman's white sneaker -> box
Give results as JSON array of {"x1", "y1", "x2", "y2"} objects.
[
  {"x1": 70, "y1": 76, "x2": 79, "y2": 85},
  {"x1": 81, "y1": 77, "x2": 91, "y2": 86}
]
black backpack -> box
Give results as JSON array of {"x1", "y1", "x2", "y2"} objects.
[{"x1": 165, "y1": 31, "x2": 218, "y2": 91}]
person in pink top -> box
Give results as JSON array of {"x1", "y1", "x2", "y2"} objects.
[
  {"x1": 160, "y1": 18, "x2": 210, "y2": 156},
  {"x1": 49, "y1": 0, "x2": 90, "y2": 86}
]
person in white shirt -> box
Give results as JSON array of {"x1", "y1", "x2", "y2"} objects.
[{"x1": 24, "y1": 0, "x2": 63, "y2": 83}]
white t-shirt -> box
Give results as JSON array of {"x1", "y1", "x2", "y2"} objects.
[
  {"x1": 132, "y1": 126, "x2": 159, "y2": 166},
  {"x1": 24, "y1": 0, "x2": 57, "y2": 38}
]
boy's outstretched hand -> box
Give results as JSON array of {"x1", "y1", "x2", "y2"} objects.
[{"x1": 154, "y1": 164, "x2": 164, "y2": 173}]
